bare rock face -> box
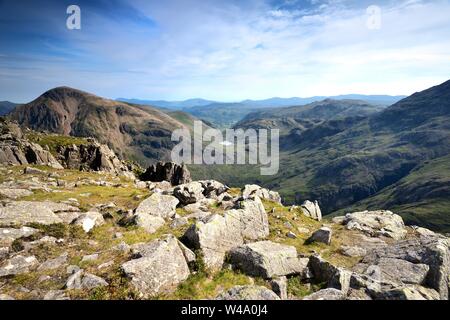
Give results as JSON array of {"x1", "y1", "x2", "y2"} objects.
[
  {"x1": 358, "y1": 236, "x2": 450, "y2": 300},
  {"x1": 228, "y1": 241, "x2": 309, "y2": 279},
  {"x1": 301, "y1": 200, "x2": 322, "y2": 221},
  {"x1": 121, "y1": 235, "x2": 190, "y2": 297},
  {"x1": 0, "y1": 120, "x2": 62, "y2": 169},
  {"x1": 342, "y1": 210, "x2": 407, "y2": 240},
  {"x1": 241, "y1": 184, "x2": 282, "y2": 204},
  {"x1": 216, "y1": 285, "x2": 280, "y2": 300},
  {"x1": 141, "y1": 162, "x2": 191, "y2": 186},
  {"x1": 56, "y1": 139, "x2": 134, "y2": 178}
]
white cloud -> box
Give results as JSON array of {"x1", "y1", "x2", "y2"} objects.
[{"x1": 1, "y1": 0, "x2": 450, "y2": 101}]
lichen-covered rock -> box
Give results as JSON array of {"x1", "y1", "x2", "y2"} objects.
[
  {"x1": 343, "y1": 210, "x2": 407, "y2": 240},
  {"x1": 182, "y1": 211, "x2": 244, "y2": 271},
  {"x1": 229, "y1": 241, "x2": 309, "y2": 279},
  {"x1": 173, "y1": 182, "x2": 205, "y2": 205},
  {"x1": 0, "y1": 201, "x2": 64, "y2": 226},
  {"x1": 37, "y1": 253, "x2": 68, "y2": 271},
  {"x1": 121, "y1": 235, "x2": 190, "y2": 297},
  {"x1": 241, "y1": 184, "x2": 282, "y2": 204},
  {"x1": 303, "y1": 288, "x2": 345, "y2": 300},
  {"x1": 358, "y1": 236, "x2": 450, "y2": 299},
  {"x1": 135, "y1": 193, "x2": 179, "y2": 219},
  {"x1": 301, "y1": 200, "x2": 322, "y2": 221},
  {"x1": 182, "y1": 197, "x2": 270, "y2": 270},
  {"x1": 216, "y1": 285, "x2": 280, "y2": 300},
  {"x1": 0, "y1": 255, "x2": 39, "y2": 277},
  {"x1": 375, "y1": 285, "x2": 440, "y2": 300},
  {"x1": 235, "y1": 196, "x2": 269, "y2": 240},
  {"x1": 65, "y1": 269, "x2": 108, "y2": 290},
  {"x1": 0, "y1": 188, "x2": 33, "y2": 199},
  {"x1": 0, "y1": 226, "x2": 38, "y2": 246}
]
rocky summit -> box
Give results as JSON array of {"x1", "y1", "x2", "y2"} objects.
[{"x1": 0, "y1": 120, "x2": 449, "y2": 301}]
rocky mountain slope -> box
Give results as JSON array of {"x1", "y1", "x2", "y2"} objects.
[
  {"x1": 8, "y1": 87, "x2": 192, "y2": 165},
  {"x1": 0, "y1": 162, "x2": 448, "y2": 300},
  {"x1": 191, "y1": 79, "x2": 450, "y2": 232},
  {"x1": 0, "y1": 124, "x2": 448, "y2": 300}
]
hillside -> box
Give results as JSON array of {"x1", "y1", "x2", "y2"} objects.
[
  {"x1": 119, "y1": 95, "x2": 403, "y2": 129},
  {"x1": 191, "y1": 80, "x2": 450, "y2": 232},
  {"x1": 8, "y1": 87, "x2": 190, "y2": 166}
]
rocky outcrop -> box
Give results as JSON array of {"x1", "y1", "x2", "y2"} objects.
[
  {"x1": 182, "y1": 197, "x2": 270, "y2": 270},
  {"x1": 301, "y1": 200, "x2": 322, "y2": 221},
  {"x1": 216, "y1": 286, "x2": 280, "y2": 300},
  {"x1": 356, "y1": 236, "x2": 450, "y2": 300},
  {"x1": 173, "y1": 182, "x2": 205, "y2": 205},
  {"x1": 340, "y1": 210, "x2": 407, "y2": 240},
  {"x1": 140, "y1": 162, "x2": 191, "y2": 185},
  {"x1": 0, "y1": 120, "x2": 63, "y2": 169},
  {"x1": 241, "y1": 184, "x2": 282, "y2": 204},
  {"x1": 308, "y1": 255, "x2": 351, "y2": 294},
  {"x1": 308, "y1": 227, "x2": 332, "y2": 245},
  {"x1": 182, "y1": 211, "x2": 244, "y2": 271},
  {"x1": 121, "y1": 235, "x2": 191, "y2": 297},
  {"x1": 134, "y1": 193, "x2": 179, "y2": 220},
  {"x1": 56, "y1": 139, "x2": 134, "y2": 178},
  {"x1": 228, "y1": 241, "x2": 309, "y2": 279},
  {"x1": 123, "y1": 193, "x2": 179, "y2": 234}
]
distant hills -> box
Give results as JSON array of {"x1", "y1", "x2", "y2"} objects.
[
  {"x1": 0, "y1": 101, "x2": 17, "y2": 116},
  {"x1": 118, "y1": 95, "x2": 406, "y2": 128},
  {"x1": 8, "y1": 87, "x2": 194, "y2": 165},
  {"x1": 116, "y1": 98, "x2": 217, "y2": 110},
  {"x1": 190, "y1": 80, "x2": 450, "y2": 232}
]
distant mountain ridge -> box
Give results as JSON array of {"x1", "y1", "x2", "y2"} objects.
[
  {"x1": 118, "y1": 94, "x2": 405, "y2": 110},
  {"x1": 0, "y1": 101, "x2": 17, "y2": 116},
  {"x1": 117, "y1": 95, "x2": 405, "y2": 128}
]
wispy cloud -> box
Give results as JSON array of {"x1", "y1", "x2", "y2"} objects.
[{"x1": 0, "y1": 0, "x2": 449, "y2": 102}]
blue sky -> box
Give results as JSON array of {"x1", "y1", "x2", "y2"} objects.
[{"x1": 1, "y1": 0, "x2": 450, "y2": 102}]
